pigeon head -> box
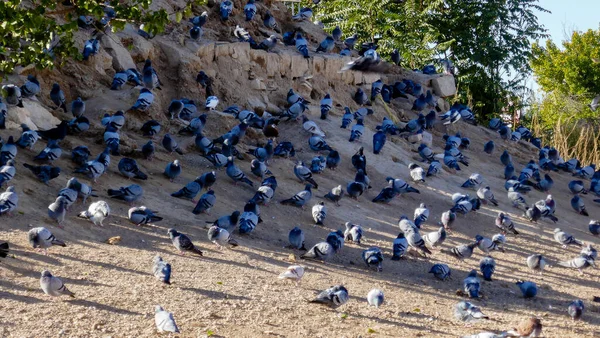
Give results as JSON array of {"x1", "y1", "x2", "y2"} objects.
[
  {"x1": 167, "y1": 228, "x2": 178, "y2": 238},
  {"x1": 41, "y1": 270, "x2": 52, "y2": 278}
]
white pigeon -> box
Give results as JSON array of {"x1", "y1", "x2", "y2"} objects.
[
  {"x1": 302, "y1": 116, "x2": 325, "y2": 137},
  {"x1": 278, "y1": 265, "x2": 305, "y2": 284},
  {"x1": 155, "y1": 305, "x2": 180, "y2": 333},
  {"x1": 77, "y1": 200, "x2": 110, "y2": 226}
]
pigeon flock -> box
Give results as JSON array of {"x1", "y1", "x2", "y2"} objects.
[{"x1": 0, "y1": 1, "x2": 598, "y2": 337}]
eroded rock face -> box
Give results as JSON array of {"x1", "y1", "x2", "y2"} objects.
[
  {"x1": 6, "y1": 100, "x2": 61, "y2": 130},
  {"x1": 101, "y1": 33, "x2": 137, "y2": 71}
]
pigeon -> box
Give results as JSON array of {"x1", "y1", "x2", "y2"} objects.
[
  {"x1": 0, "y1": 136, "x2": 17, "y2": 166},
  {"x1": 167, "y1": 228, "x2": 202, "y2": 256},
  {"x1": 436, "y1": 211, "x2": 455, "y2": 231},
  {"x1": 571, "y1": 195, "x2": 588, "y2": 216},
  {"x1": 0, "y1": 161, "x2": 16, "y2": 188},
  {"x1": 581, "y1": 244, "x2": 597, "y2": 260},
  {"x1": 207, "y1": 225, "x2": 238, "y2": 248},
  {"x1": 557, "y1": 255, "x2": 595, "y2": 273},
  {"x1": 413, "y1": 203, "x2": 429, "y2": 228},
  {"x1": 118, "y1": 158, "x2": 147, "y2": 180},
  {"x1": 141, "y1": 120, "x2": 161, "y2": 138},
  {"x1": 56, "y1": 187, "x2": 77, "y2": 211},
  {"x1": 49, "y1": 83, "x2": 67, "y2": 111},
  {"x1": 226, "y1": 157, "x2": 253, "y2": 187},
  {"x1": 506, "y1": 317, "x2": 542, "y2": 338},
  {"x1": 46, "y1": 196, "x2": 67, "y2": 225},
  {"x1": 302, "y1": 115, "x2": 325, "y2": 137},
  {"x1": 163, "y1": 160, "x2": 181, "y2": 182},
  {"x1": 388, "y1": 233, "x2": 409, "y2": 261},
  {"x1": 310, "y1": 285, "x2": 348, "y2": 308},
  {"x1": 130, "y1": 88, "x2": 154, "y2": 112},
  {"x1": 483, "y1": 140, "x2": 495, "y2": 155},
  {"x1": 127, "y1": 206, "x2": 162, "y2": 225},
  {"x1": 446, "y1": 242, "x2": 478, "y2": 260},
  {"x1": 2, "y1": 84, "x2": 23, "y2": 107},
  {"x1": 372, "y1": 130, "x2": 387, "y2": 154},
  {"x1": 568, "y1": 300, "x2": 585, "y2": 321},
  {"x1": 341, "y1": 107, "x2": 353, "y2": 129},
  {"x1": 294, "y1": 161, "x2": 319, "y2": 188},
  {"x1": 418, "y1": 144, "x2": 435, "y2": 163},
  {"x1": 40, "y1": 270, "x2": 74, "y2": 297},
  {"x1": 162, "y1": 134, "x2": 184, "y2": 155},
  {"x1": 508, "y1": 189, "x2": 528, "y2": 209},
  {"x1": 463, "y1": 269, "x2": 481, "y2": 298},
  {"x1": 308, "y1": 135, "x2": 332, "y2": 152},
  {"x1": 28, "y1": 227, "x2": 66, "y2": 254},
  {"x1": 192, "y1": 190, "x2": 216, "y2": 215},
  {"x1": 288, "y1": 227, "x2": 306, "y2": 250},
  {"x1": 69, "y1": 97, "x2": 85, "y2": 118},
  {"x1": 475, "y1": 186, "x2": 498, "y2": 206},
  {"x1": 349, "y1": 119, "x2": 364, "y2": 142},
  {"x1": 568, "y1": 180, "x2": 588, "y2": 194},
  {"x1": 405, "y1": 228, "x2": 431, "y2": 256},
  {"x1": 475, "y1": 234, "x2": 504, "y2": 253},
  {"x1": 351, "y1": 147, "x2": 367, "y2": 174},
  {"x1": 495, "y1": 212, "x2": 518, "y2": 235},
  {"x1": 312, "y1": 202, "x2": 327, "y2": 225},
  {"x1": 340, "y1": 222, "x2": 362, "y2": 244},
  {"x1": 281, "y1": 184, "x2": 312, "y2": 209},
  {"x1": 154, "y1": 305, "x2": 179, "y2": 333},
  {"x1": 516, "y1": 280, "x2": 537, "y2": 298},
  {"x1": 316, "y1": 35, "x2": 335, "y2": 53},
  {"x1": 20, "y1": 74, "x2": 40, "y2": 98},
  {"x1": 372, "y1": 187, "x2": 397, "y2": 204},
  {"x1": 0, "y1": 185, "x2": 17, "y2": 215},
  {"x1": 366, "y1": 289, "x2": 384, "y2": 308},
  {"x1": 77, "y1": 201, "x2": 110, "y2": 226},
  {"x1": 310, "y1": 156, "x2": 326, "y2": 174},
  {"x1": 205, "y1": 96, "x2": 219, "y2": 111},
  {"x1": 454, "y1": 301, "x2": 488, "y2": 323},
  {"x1": 82, "y1": 38, "x2": 99, "y2": 60},
  {"x1": 478, "y1": 256, "x2": 496, "y2": 281},
  {"x1": 295, "y1": 33, "x2": 309, "y2": 58},
  {"x1": 526, "y1": 254, "x2": 547, "y2": 274},
  {"x1": 589, "y1": 220, "x2": 600, "y2": 236},
  {"x1": 66, "y1": 177, "x2": 95, "y2": 204},
  {"x1": 429, "y1": 263, "x2": 451, "y2": 280},
  {"x1": 554, "y1": 228, "x2": 583, "y2": 248},
  {"x1": 320, "y1": 93, "x2": 332, "y2": 120},
  {"x1": 423, "y1": 227, "x2": 446, "y2": 248},
  {"x1": 300, "y1": 241, "x2": 334, "y2": 260},
  {"x1": 439, "y1": 109, "x2": 461, "y2": 125},
  {"x1": 152, "y1": 256, "x2": 171, "y2": 284},
  {"x1": 409, "y1": 163, "x2": 426, "y2": 183},
  {"x1": 525, "y1": 205, "x2": 543, "y2": 223},
  {"x1": 278, "y1": 265, "x2": 305, "y2": 284},
  {"x1": 15, "y1": 124, "x2": 39, "y2": 150},
  {"x1": 346, "y1": 181, "x2": 366, "y2": 199},
  {"x1": 362, "y1": 247, "x2": 383, "y2": 272},
  {"x1": 292, "y1": 7, "x2": 313, "y2": 21},
  {"x1": 462, "y1": 173, "x2": 483, "y2": 189},
  {"x1": 111, "y1": 71, "x2": 128, "y2": 90},
  {"x1": 107, "y1": 184, "x2": 143, "y2": 203},
  {"x1": 324, "y1": 185, "x2": 344, "y2": 206}
]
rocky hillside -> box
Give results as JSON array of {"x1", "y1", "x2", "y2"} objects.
[{"x1": 0, "y1": 1, "x2": 599, "y2": 337}]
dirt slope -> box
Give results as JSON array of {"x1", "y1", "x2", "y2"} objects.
[{"x1": 1, "y1": 2, "x2": 600, "y2": 338}]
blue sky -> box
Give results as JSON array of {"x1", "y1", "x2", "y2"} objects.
[{"x1": 537, "y1": 0, "x2": 599, "y2": 45}]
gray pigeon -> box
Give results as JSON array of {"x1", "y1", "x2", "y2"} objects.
[
  {"x1": 281, "y1": 184, "x2": 312, "y2": 209},
  {"x1": 66, "y1": 177, "x2": 95, "y2": 203},
  {"x1": 167, "y1": 228, "x2": 203, "y2": 256},
  {"x1": 429, "y1": 263, "x2": 451, "y2": 280},
  {"x1": 193, "y1": 190, "x2": 216, "y2": 215},
  {"x1": 288, "y1": 226, "x2": 306, "y2": 250},
  {"x1": 0, "y1": 185, "x2": 18, "y2": 216},
  {"x1": 57, "y1": 188, "x2": 77, "y2": 210},
  {"x1": 454, "y1": 301, "x2": 488, "y2": 323},
  {"x1": 40, "y1": 270, "x2": 74, "y2": 297},
  {"x1": 226, "y1": 157, "x2": 254, "y2": 187},
  {"x1": 526, "y1": 254, "x2": 547, "y2": 274},
  {"x1": 47, "y1": 196, "x2": 67, "y2": 225},
  {"x1": 300, "y1": 241, "x2": 334, "y2": 260},
  {"x1": 553, "y1": 228, "x2": 583, "y2": 248},
  {"x1": 128, "y1": 206, "x2": 162, "y2": 225},
  {"x1": 310, "y1": 285, "x2": 348, "y2": 308},
  {"x1": 164, "y1": 160, "x2": 182, "y2": 182},
  {"x1": 206, "y1": 211, "x2": 240, "y2": 233},
  {"x1": 405, "y1": 228, "x2": 432, "y2": 256},
  {"x1": 155, "y1": 305, "x2": 180, "y2": 333},
  {"x1": 118, "y1": 158, "x2": 148, "y2": 180},
  {"x1": 171, "y1": 181, "x2": 202, "y2": 201},
  {"x1": 294, "y1": 161, "x2": 319, "y2": 188},
  {"x1": 391, "y1": 233, "x2": 408, "y2": 260},
  {"x1": 445, "y1": 242, "x2": 478, "y2": 260},
  {"x1": 507, "y1": 188, "x2": 527, "y2": 209},
  {"x1": 152, "y1": 256, "x2": 171, "y2": 284},
  {"x1": 207, "y1": 225, "x2": 238, "y2": 248},
  {"x1": 362, "y1": 247, "x2": 383, "y2": 272},
  {"x1": 557, "y1": 255, "x2": 595, "y2": 273},
  {"x1": 108, "y1": 184, "x2": 143, "y2": 202},
  {"x1": 28, "y1": 227, "x2": 66, "y2": 254},
  {"x1": 423, "y1": 227, "x2": 446, "y2": 248}
]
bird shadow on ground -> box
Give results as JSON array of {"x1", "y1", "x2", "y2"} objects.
[{"x1": 68, "y1": 298, "x2": 142, "y2": 315}]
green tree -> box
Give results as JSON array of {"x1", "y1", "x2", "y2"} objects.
[
  {"x1": 430, "y1": 0, "x2": 549, "y2": 122},
  {"x1": 0, "y1": 0, "x2": 203, "y2": 74},
  {"x1": 311, "y1": 0, "x2": 447, "y2": 69}
]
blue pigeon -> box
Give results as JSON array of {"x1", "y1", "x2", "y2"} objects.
[
  {"x1": 82, "y1": 39, "x2": 99, "y2": 60},
  {"x1": 219, "y1": 0, "x2": 233, "y2": 21},
  {"x1": 479, "y1": 256, "x2": 495, "y2": 281},
  {"x1": 463, "y1": 270, "x2": 481, "y2": 298},
  {"x1": 571, "y1": 195, "x2": 588, "y2": 216},
  {"x1": 483, "y1": 140, "x2": 494, "y2": 154},
  {"x1": 295, "y1": 33, "x2": 309, "y2": 58},
  {"x1": 316, "y1": 36, "x2": 334, "y2": 53},
  {"x1": 244, "y1": 0, "x2": 256, "y2": 21},
  {"x1": 341, "y1": 107, "x2": 353, "y2": 128},
  {"x1": 288, "y1": 227, "x2": 306, "y2": 250},
  {"x1": 320, "y1": 93, "x2": 332, "y2": 120},
  {"x1": 373, "y1": 130, "x2": 386, "y2": 154},
  {"x1": 429, "y1": 263, "x2": 451, "y2": 280},
  {"x1": 50, "y1": 83, "x2": 67, "y2": 111},
  {"x1": 516, "y1": 280, "x2": 537, "y2": 298}
]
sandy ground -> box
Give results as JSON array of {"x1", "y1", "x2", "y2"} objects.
[{"x1": 1, "y1": 3, "x2": 600, "y2": 337}]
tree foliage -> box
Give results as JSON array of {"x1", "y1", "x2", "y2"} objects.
[
  {"x1": 0, "y1": 0, "x2": 204, "y2": 74},
  {"x1": 529, "y1": 28, "x2": 600, "y2": 133}
]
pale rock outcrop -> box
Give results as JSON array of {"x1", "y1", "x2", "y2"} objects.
[
  {"x1": 6, "y1": 100, "x2": 61, "y2": 130},
  {"x1": 101, "y1": 34, "x2": 137, "y2": 71},
  {"x1": 431, "y1": 75, "x2": 456, "y2": 98}
]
